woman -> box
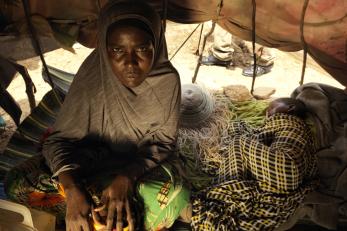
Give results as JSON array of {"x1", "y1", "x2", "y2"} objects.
[{"x1": 5, "y1": 1, "x2": 189, "y2": 230}]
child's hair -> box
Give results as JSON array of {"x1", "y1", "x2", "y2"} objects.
[{"x1": 274, "y1": 97, "x2": 307, "y2": 119}]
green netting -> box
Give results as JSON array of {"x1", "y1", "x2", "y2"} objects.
[
  {"x1": 230, "y1": 100, "x2": 270, "y2": 127},
  {"x1": 178, "y1": 95, "x2": 270, "y2": 191}
]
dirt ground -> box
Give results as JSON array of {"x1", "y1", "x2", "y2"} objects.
[{"x1": 0, "y1": 21, "x2": 345, "y2": 230}]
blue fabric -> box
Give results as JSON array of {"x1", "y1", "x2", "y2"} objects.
[
  {"x1": 0, "y1": 182, "x2": 6, "y2": 199},
  {"x1": 0, "y1": 116, "x2": 5, "y2": 128},
  {"x1": 42, "y1": 65, "x2": 74, "y2": 94}
]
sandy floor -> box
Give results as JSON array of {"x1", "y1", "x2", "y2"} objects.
[{"x1": 0, "y1": 21, "x2": 344, "y2": 152}]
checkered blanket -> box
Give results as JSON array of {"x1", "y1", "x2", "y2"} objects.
[{"x1": 191, "y1": 114, "x2": 318, "y2": 231}]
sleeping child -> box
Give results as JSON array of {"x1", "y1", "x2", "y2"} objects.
[{"x1": 191, "y1": 97, "x2": 318, "y2": 231}]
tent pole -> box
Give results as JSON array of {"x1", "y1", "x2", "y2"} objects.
[
  {"x1": 250, "y1": 0, "x2": 257, "y2": 94},
  {"x1": 299, "y1": 0, "x2": 310, "y2": 86},
  {"x1": 194, "y1": 23, "x2": 205, "y2": 56},
  {"x1": 192, "y1": 22, "x2": 216, "y2": 83},
  {"x1": 192, "y1": 0, "x2": 223, "y2": 83},
  {"x1": 22, "y1": 0, "x2": 57, "y2": 95}
]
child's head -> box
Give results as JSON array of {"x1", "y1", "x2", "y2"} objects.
[{"x1": 266, "y1": 97, "x2": 307, "y2": 118}]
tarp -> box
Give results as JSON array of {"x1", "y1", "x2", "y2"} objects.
[{"x1": 1, "y1": 0, "x2": 346, "y2": 86}]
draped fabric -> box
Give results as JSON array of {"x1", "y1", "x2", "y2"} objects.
[
  {"x1": 191, "y1": 114, "x2": 318, "y2": 230},
  {"x1": 1, "y1": 0, "x2": 346, "y2": 86},
  {"x1": 290, "y1": 83, "x2": 347, "y2": 228},
  {"x1": 42, "y1": 0, "x2": 181, "y2": 178},
  {"x1": 166, "y1": 0, "x2": 347, "y2": 86}
]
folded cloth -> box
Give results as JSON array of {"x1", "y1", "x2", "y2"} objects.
[{"x1": 291, "y1": 83, "x2": 347, "y2": 228}]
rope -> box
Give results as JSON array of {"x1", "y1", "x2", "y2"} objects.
[
  {"x1": 194, "y1": 23, "x2": 205, "y2": 55},
  {"x1": 299, "y1": 0, "x2": 310, "y2": 86},
  {"x1": 22, "y1": 0, "x2": 56, "y2": 91},
  {"x1": 250, "y1": 0, "x2": 257, "y2": 94},
  {"x1": 169, "y1": 24, "x2": 201, "y2": 61}
]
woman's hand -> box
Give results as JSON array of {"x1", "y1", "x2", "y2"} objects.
[
  {"x1": 93, "y1": 175, "x2": 135, "y2": 231},
  {"x1": 65, "y1": 185, "x2": 93, "y2": 231}
]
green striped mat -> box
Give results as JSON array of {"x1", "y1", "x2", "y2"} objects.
[{"x1": 0, "y1": 90, "x2": 64, "y2": 180}]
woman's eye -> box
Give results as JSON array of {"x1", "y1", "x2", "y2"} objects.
[
  {"x1": 136, "y1": 47, "x2": 148, "y2": 52},
  {"x1": 112, "y1": 48, "x2": 124, "y2": 54}
]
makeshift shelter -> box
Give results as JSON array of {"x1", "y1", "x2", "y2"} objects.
[{"x1": 0, "y1": 0, "x2": 346, "y2": 230}]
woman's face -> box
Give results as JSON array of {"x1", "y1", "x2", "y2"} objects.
[{"x1": 107, "y1": 24, "x2": 154, "y2": 88}]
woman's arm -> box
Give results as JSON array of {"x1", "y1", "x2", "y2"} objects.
[
  {"x1": 42, "y1": 88, "x2": 92, "y2": 179},
  {"x1": 42, "y1": 52, "x2": 101, "y2": 179}
]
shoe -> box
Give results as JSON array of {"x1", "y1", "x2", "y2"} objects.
[
  {"x1": 201, "y1": 55, "x2": 231, "y2": 67},
  {"x1": 242, "y1": 64, "x2": 273, "y2": 77}
]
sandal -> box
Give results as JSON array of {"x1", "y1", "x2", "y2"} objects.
[
  {"x1": 201, "y1": 55, "x2": 232, "y2": 67},
  {"x1": 242, "y1": 64, "x2": 273, "y2": 77}
]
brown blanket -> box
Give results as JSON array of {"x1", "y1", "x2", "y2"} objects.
[{"x1": 290, "y1": 83, "x2": 347, "y2": 229}]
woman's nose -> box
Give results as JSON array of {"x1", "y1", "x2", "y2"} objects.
[{"x1": 124, "y1": 51, "x2": 138, "y2": 66}]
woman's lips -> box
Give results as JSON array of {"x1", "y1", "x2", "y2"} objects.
[
  {"x1": 125, "y1": 70, "x2": 140, "y2": 78},
  {"x1": 125, "y1": 71, "x2": 140, "y2": 78}
]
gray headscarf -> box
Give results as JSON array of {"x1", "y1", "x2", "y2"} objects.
[{"x1": 43, "y1": 0, "x2": 181, "y2": 177}]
